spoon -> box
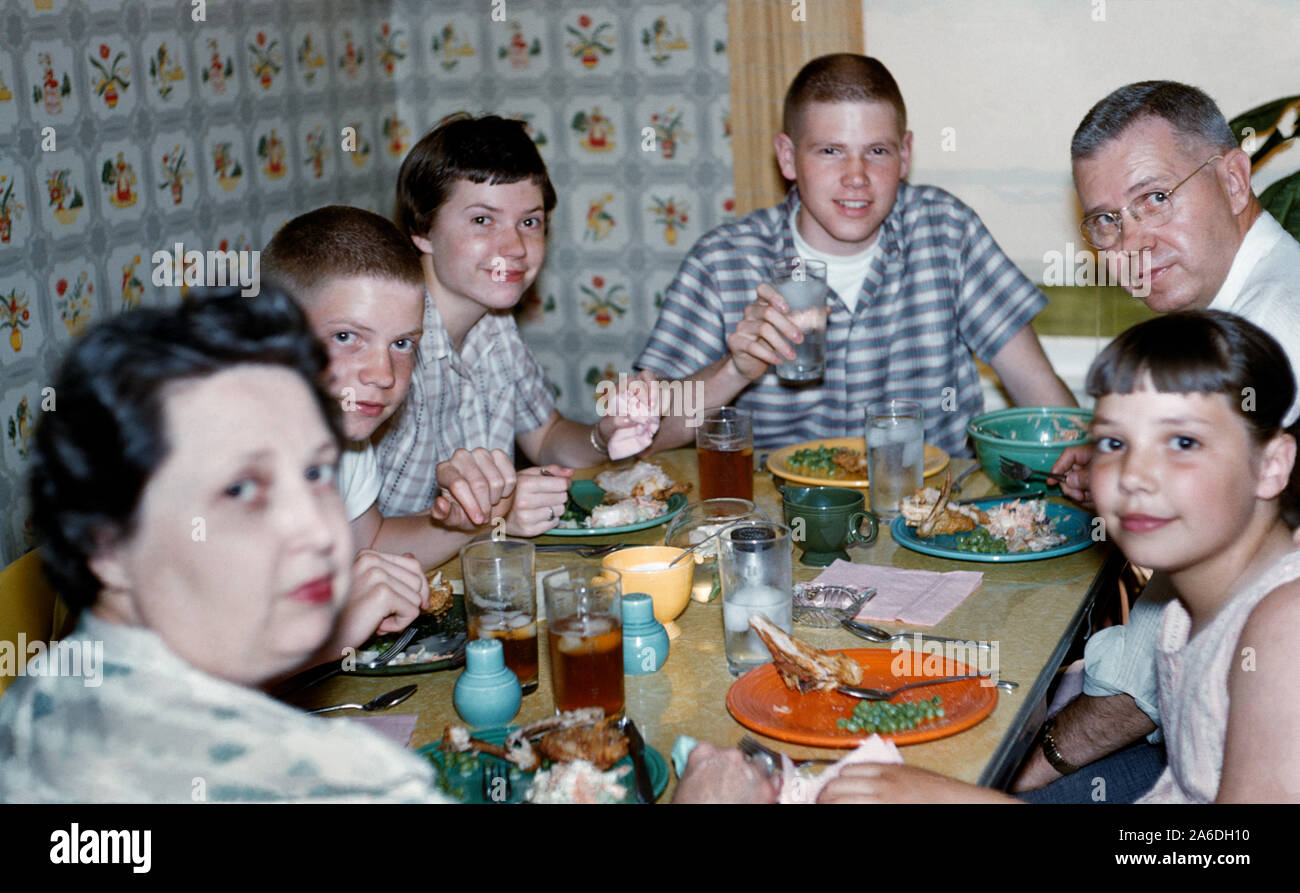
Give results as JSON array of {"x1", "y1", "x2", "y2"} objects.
[
  {"x1": 667, "y1": 529, "x2": 723, "y2": 567},
  {"x1": 840, "y1": 618, "x2": 992, "y2": 648},
  {"x1": 307, "y1": 683, "x2": 418, "y2": 715}
]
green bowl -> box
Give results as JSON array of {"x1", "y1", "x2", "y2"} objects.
[{"x1": 966, "y1": 406, "x2": 1093, "y2": 491}]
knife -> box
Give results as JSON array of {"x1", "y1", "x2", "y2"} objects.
[
  {"x1": 620, "y1": 717, "x2": 655, "y2": 804},
  {"x1": 953, "y1": 486, "x2": 1046, "y2": 506}
]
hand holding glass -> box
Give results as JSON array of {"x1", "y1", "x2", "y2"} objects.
[{"x1": 770, "y1": 258, "x2": 829, "y2": 384}]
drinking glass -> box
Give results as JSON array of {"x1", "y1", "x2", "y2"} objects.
[
  {"x1": 665, "y1": 498, "x2": 770, "y2": 603},
  {"x1": 717, "y1": 520, "x2": 793, "y2": 675},
  {"x1": 460, "y1": 538, "x2": 539, "y2": 694},
  {"x1": 542, "y1": 567, "x2": 624, "y2": 716},
  {"x1": 695, "y1": 407, "x2": 753, "y2": 500},
  {"x1": 771, "y1": 258, "x2": 829, "y2": 384},
  {"x1": 865, "y1": 400, "x2": 925, "y2": 518}
]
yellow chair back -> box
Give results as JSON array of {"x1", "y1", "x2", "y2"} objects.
[{"x1": 0, "y1": 549, "x2": 68, "y2": 699}]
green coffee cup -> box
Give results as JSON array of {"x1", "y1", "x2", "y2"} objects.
[{"x1": 779, "y1": 486, "x2": 878, "y2": 567}]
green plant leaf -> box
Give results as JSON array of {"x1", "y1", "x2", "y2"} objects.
[{"x1": 1229, "y1": 95, "x2": 1300, "y2": 142}]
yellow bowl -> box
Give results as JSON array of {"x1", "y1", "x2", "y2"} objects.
[{"x1": 602, "y1": 546, "x2": 693, "y2": 637}]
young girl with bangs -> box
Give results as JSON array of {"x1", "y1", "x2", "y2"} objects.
[{"x1": 819, "y1": 310, "x2": 1300, "y2": 804}]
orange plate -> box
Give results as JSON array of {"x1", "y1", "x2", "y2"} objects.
[{"x1": 726, "y1": 648, "x2": 998, "y2": 748}]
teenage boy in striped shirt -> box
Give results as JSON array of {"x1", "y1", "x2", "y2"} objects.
[{"x1": 637, "y1": 54, "x2": 1073, "y2": 455}]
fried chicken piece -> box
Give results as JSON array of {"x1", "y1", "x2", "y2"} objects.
[
  {"x1": 924, "y1": 511, "x2": 978, "y2": 536},
  {"x1": 749, "y1": 613, "x2": 864, "y2": 693},
  {"x1": 425, "y1": 572, "x2": 454, "y2": 616},
  {"x1": 651, "y1": 480, "x2": 693, "y2": 500},
  {"x1": 917, "y1": 473, "x2": 953, "y2": 538},
  {"x1": 905, "y1": 474, "x2": 986, "y2": 538},
  {"x1": 536, "y1": 718, "x2": 629, "y2": 770}
]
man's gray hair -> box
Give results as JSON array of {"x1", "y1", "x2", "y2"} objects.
[{"x1": 1071, "y1": 81, "x2": 1238, "y2": 161}]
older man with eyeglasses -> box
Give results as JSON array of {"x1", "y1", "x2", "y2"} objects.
[{"x1": 1014, "y1": 81, "x2": 1300, "y2": 803}]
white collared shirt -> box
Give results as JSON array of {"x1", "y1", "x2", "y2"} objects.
[{"x1": 1207, "y1": 210, "x2": 1300, "y2": 425}]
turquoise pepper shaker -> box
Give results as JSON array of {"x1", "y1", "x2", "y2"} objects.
[
  {"x1": 622, "y1": 592, "x2": 670, "y2": 674},
  {"x1": 454, "y1": 638, "x2": 522, "y2": 727}
]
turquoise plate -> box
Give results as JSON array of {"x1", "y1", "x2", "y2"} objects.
[
  {"x1": 890, "y1": 498, "x2": 1096, "y2": 563},
  {"x1": 546, "y1": 481, "x2": 688, "y2": 537},
  {"x1": 417, "y1": 724, "x2": 670, "y2": 803}
]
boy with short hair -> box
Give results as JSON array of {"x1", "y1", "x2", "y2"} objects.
[
  {"x1": 637, "y1": 54, "x2": 1073, "y2": 455},
  {"x1": 262, "y1": 205, "x2": 542, "y2": 650},
  {"x1": 377, "y1": 114, "x2": 646, "y2": 519}
]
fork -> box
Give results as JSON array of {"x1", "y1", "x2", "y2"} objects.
[
  {"x1": 837, "y1": 673, "x2": 992, "y2": 700},
  {"x1": 364, "y1": 624, "x2": 419, "y2": 669},
  {"x1": 998, "y1": 457, "x2": 1066, "y2": 484},
  {"x1": 947, "y1": 463, "x2": 982, "y2": 496},
  {"x1": 737, "y1": 735, "x2": 839, "y2": 776},
  {"x1": 534, "y1": 543, "x2": 623, "y2": 557}
]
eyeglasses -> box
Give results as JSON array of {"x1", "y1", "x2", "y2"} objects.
[{"x1": 1078, "y1": 155, "x2": 1222, "y2": 250}]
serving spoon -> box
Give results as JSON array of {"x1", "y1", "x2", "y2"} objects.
[{"x1": 307, "y1": 683, "x2": 418, "y2": 715}]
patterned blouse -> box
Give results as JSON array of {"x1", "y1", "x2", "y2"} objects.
[{"x1": 0, "y1": 612, "x2": 450, "y2": 803}]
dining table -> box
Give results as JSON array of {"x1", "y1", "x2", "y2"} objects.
[{"x1": 287, "y1": 447, "x2": 1122, "y2": 802}]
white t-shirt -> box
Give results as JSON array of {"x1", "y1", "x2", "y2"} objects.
[
  {"x1": 789, "y1": 208, "x2": 881, "y2": 313},
  {"x1": 338, "y1": 441, "x2": 382, "y2": 522}
]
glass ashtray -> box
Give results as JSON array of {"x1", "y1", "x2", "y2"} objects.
[{"x1": 792, "y1": 584, "x2": 876, "y2": 628}]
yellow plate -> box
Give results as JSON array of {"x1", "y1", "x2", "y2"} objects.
[{"x1": 766, "y1": 437, "x2": 949, "y2": 488}]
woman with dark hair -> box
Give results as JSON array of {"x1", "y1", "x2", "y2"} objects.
[
  {"x1": 0, "y1": 290, "x2": 450, "y2": 802},
  {"x1": 819, "y1": 311, "x2": 1300, "y2": 804}
]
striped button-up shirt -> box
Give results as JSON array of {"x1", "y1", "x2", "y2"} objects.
[
  {"x1": 636, "y1": 183, "x2": 1047, "y2": 455},
  {"x1": 375, "y1": 292, "x2": 556, "y2": 517}
]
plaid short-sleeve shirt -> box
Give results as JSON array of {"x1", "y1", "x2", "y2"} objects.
[
  {"x1": 375, "y1": 293, "x2": 556, "y2": 517},
  {"x1": 636, "y1": 183, "x2": 1047, "y2": 455}
]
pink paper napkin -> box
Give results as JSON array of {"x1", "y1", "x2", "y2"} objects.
[
  {"x1": 811, "y1": 559, "x2": 983, "y2": 626},
  {"x1": 347, "y1": 713, "x2": 419, "y2": 748},
  {"x1": 778, "y1": 735, "x2": 903, "y2": 804}
]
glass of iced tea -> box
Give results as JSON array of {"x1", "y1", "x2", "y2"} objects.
[
  {"x1": 460, "y1": 537, "x2": 539, "y2": 694},
  {"x1": 542, "y1": 567, "x2": 623, "y2": 717},
  {"x1": 695, "y1": 406, "x2": 753, "y2": 501}
]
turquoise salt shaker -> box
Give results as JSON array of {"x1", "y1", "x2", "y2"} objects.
[
  {"x1": 453, "y1": 638, "x2": 521, "y2": 727},
  {"x1": 622, "y1": 592, "x2": 670, "y2": 675}
]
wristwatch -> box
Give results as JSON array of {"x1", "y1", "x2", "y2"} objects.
[
  {"x1": 1039, "y1": 717, "x2": 1081, "y2": 776},
  {"x1": 589, "y1": 425, "x2": 608, "y2": 456}
]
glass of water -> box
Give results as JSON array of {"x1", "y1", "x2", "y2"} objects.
[
  {"x1": 864, "y1": 400, "x2": 925, "y2": 518},
  {"x1": 770, "y1": 258, "x2": 829, "y2": 384},
  {"x1": 717, "y1": 520, "x2": 792, "y2": 676}
]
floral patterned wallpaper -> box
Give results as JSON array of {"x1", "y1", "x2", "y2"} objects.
[{"x1": 0, "y1": 0, "x2": 734, "y2": 567}]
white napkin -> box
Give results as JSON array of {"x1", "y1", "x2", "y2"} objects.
[{"x1": 778, "y1": 735, "x2": 903, "y2": 804}]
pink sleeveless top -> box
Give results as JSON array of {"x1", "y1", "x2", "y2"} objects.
[{"x1": 1140, "y1": 549, "x2": 1300, "y2": 803}]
